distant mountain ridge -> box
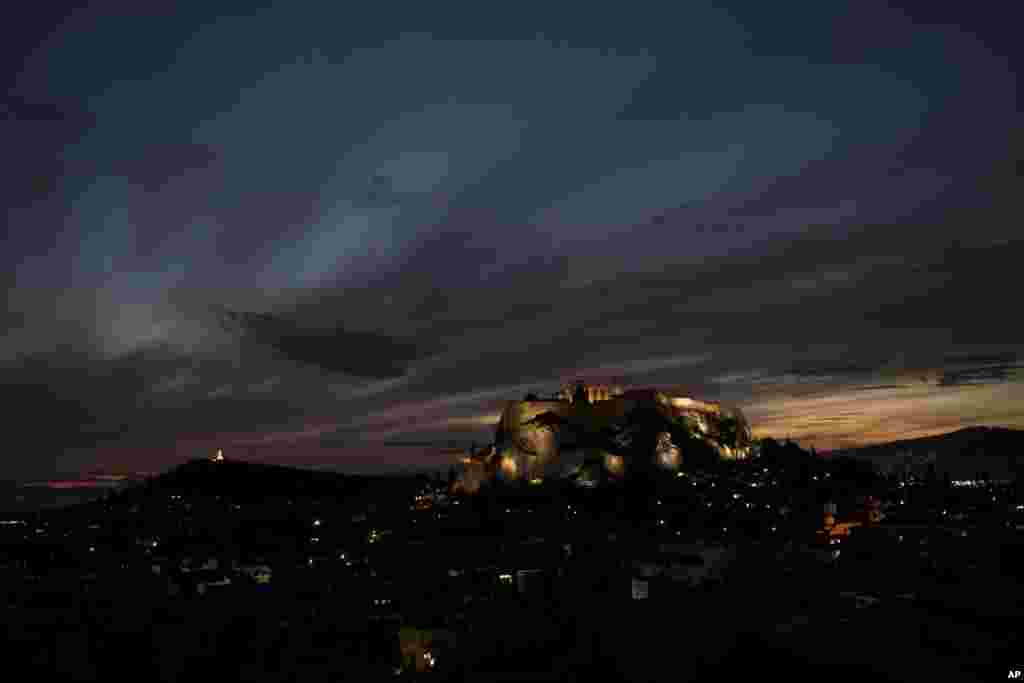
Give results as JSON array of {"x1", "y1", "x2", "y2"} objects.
[{"x1": 826, "y1": 426, "x2": 1024, "y2": 479}]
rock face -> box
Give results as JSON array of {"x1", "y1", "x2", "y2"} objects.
[{"x1": 479, "y1": 383, "x2": 752, "y2": 483}]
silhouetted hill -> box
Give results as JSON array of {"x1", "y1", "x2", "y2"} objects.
[
  {"x1": 111, "y1": 458, "x2": 419, "y2": 505},
  {"x1": 827, "y1": 426, "x2": 1024, "y2": 479},
  {"x1": 166, "y1": 459, "x2": 349, "y2": 496}
]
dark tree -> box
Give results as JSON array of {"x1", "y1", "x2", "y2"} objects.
[
  {"x1": 494, "y1": 420, "x2": 507, "y2": 449},
  {"x1": 716, "y1": 415, "x2": 741, "y2": 449}
]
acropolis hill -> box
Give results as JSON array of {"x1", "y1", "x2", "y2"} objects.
[{"x1": 458, "y1": 382, "x2": 753, "y2": 491}]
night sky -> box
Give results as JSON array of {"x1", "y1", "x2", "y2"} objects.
[{"x1": 2, "y1": 2, "x2": 1021, "y2": 479}]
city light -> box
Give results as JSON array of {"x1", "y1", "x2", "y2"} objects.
[{"x1": 5, "y1": 383, "x2": 1015, "y2": 675}]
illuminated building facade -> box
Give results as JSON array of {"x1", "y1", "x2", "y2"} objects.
[
  {"x1": 814, "y1": 498, "x2": 884, "y2": 548},
  {"x1": 557, "y1": 383, "x2": 624, "y2": 403}
]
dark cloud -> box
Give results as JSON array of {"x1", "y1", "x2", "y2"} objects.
[
  {"x1": 858, "y1": 241, "x2": 1024, "y2": 341},
  {"x1": 0, "y1": 335, "x2": 331, "y2": 476},
  {"x1": 1, "y1": 350, "x2": 149, "y2": 478},
  {"x1": 785, "y1": 361, "x2": 884, "y2": 379},
  {"x1": 0, "y1": 94, "x2": 96, "y2": 209},
  {"x1": 212, "y1": 306, "x2": 434, "y2": 378},
  {"x1": 0, "y1": 94, "x2": 91, "y2": 123},
  {"x1": 111, "y1": 143, "x2": 221, "y2": 193},
  {"x1": 938, "y1": 355, "x2": 1022, "y2": 387},
  {"x1": 942, "y1": 351, "x2": 1019, "y2": 367},
  {"x1": 938, "y1": 367, "x2": 1015, "y2": 387}
]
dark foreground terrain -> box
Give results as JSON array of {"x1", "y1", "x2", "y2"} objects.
[{"x1": 3, "y1": 454, "x2": 1021, "y2": 681}]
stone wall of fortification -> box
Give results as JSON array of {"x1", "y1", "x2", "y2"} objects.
[{"x1": 491, "y1": 388, "x2": 753, "y2": 479}]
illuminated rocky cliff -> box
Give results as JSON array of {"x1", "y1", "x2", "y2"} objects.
[{"x1": 456, "y1": 383, "x2": 752, "y2": 490}]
